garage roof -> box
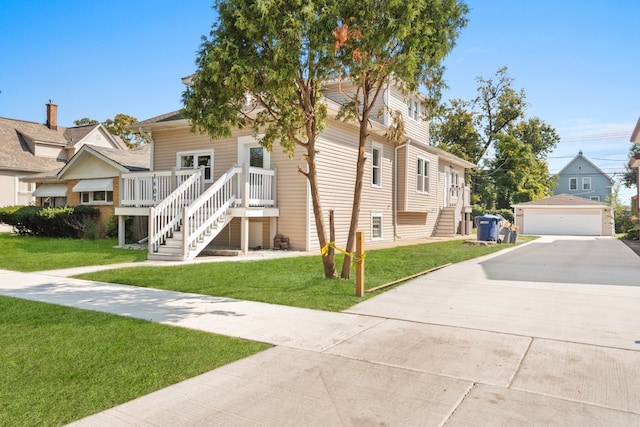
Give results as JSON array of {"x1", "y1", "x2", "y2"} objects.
[{"x1": 513, "y1": 193, "x2": 606, "y2": 207}]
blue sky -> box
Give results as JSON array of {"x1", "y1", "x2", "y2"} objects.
[{"x1": 1, "y1": 0, "x2": 638, "y2": 200}]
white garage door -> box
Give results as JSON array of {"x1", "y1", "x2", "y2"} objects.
[{"x1": 524, "y1": 209, "x2": 602, "y2": 236}]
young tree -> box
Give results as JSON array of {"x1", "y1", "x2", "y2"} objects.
[
  {"x1": 331, "y1": 0, "x2": 468, "y2": 278},
  {"x1": 182, "y1": 0, "x2": 468, "y2": 279},
  {"x1": 74, "y1": 114, "x2": 149, "y2": 147},
  {"x1": 182, "y1": 0, "x2": 339, "y2": 277}
]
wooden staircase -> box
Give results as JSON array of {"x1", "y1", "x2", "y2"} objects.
[
  {"x1": 433, "y1": 207, "x2": 457, "y2": 237},
  {"x1": 147, "y1": 166, "x2": 239, "y2": 261},
  {"x1": 145, "y1": 164, "x2": 276, "y2": 261},
  {"x1": 148, "y1": 213, "x2": 233, "y2": 261}
]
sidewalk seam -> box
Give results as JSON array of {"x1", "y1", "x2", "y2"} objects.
[
  {"x1": 507, "y1": 336, "x2": 533, "y2": 388},
  {"x1": 438, "y1": 382, "x2": 476, "y2": 427}
]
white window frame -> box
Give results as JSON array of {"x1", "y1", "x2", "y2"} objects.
[
  {"x1": 416, "y1": 156, "x2": 430, "y2": 194},
  {"x1": 569, "y1": 177, "x2": 578, "y2": 191},
  {"x1": 80, "y1": 191, "x2": 113, "y2": 205},
  {"x1": 177, "y1": 149, "x2": 214, "y2": 183},
  {"x1": 582, "y1": 177, "x2": 591, "y2": 191},
  {"x1": 590, "y1": 196, "x2": 600, "y2": 202},
  {"x1": 371, "y1": 142, "x2": 383, "y2": 188},
  {"x1": 371, "y1": 213, "x2": 383, "y2": 240},
  {"x1": 407, "y1": 97, "x2": 421, "y2": 122}
]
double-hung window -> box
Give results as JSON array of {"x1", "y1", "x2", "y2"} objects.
[
  {"x1": 407, "y1": 98, "x2": 420, "y2": 121},
  {"x1": 417, "y1": 157, "x2": 430, "y2": 193},
  {"x1": 582, "y1": 177, "x2": 591, "y2": 191},
  {"x1": 177, "y1": 150, "x2": 213, "y2": 182},
  {"x1": 569, "y1": 177, "x2": 578, "y2": 191},
  {"x1": 371, "y1": 143, "x2": 382, "y2": 187}
]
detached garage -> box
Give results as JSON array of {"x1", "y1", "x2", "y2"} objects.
[{"x1": 513, "y1": 194, "x2": 614, "y2": 236}]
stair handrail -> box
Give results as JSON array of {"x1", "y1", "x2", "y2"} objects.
[
  {"x1": 182, "y1": 165, "x2": 241, "y2": 258},
  {"x1": 148, "y1": 168, "x2": 203, "y2": 253},
  {"x1": 453, "y1": 189, "x2": 464, "y2": 234}
]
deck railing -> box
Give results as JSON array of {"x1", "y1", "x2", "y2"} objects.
[
  {"x1": 120, "y1": 169, "x2": 200, "y2": 207},
  {"x1": 183, "y1": 165, "x2": 240, "y2": 259},
  {"x1": 148, "y1": 169, "x2": 203, "y2": 253},
  {"x1": 135, "y1": 164, "x2": 276, "y2": 260}
]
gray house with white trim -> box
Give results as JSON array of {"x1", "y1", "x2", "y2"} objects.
[{"x1": 553, "y1": 150, "x2": 614, "y2": 203}]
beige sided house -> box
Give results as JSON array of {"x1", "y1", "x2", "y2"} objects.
[{"x1": 115, "y1": 81, "x2": 474, "y2": 261}]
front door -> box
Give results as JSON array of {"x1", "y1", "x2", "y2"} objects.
[
  {"x1": 238, "y1": 135, "x2": 270, "y2": 169},
  {"x1": 444, "y1": 166, "x2": 451, "y2": 206}
]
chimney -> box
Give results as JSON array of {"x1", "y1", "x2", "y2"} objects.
[{"x1": 46, "y1": 100, "x2": 58, "y2": 130}]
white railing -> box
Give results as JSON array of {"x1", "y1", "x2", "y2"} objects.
[
  {"x1": 148, "y1": 169, "x2": 203, "y2": 253},
  {"x1": 448, "y1": 185, "x2": 462, "y2": 207},
  {"x1": 244, "y1": 166, "x2": 277, "y2": 207},
  {"x1": 144, "y1": 163, "x2": 277, "y2": 260},
  {"x1": 121, "y1": 169, "x2": 200, "y2": 207},
  {"x1": 452, "y1": 185, "x2": 471, "y2": 234},
  {"x1": 183, "y1": 165, "x2": 241, "y2": 259}
]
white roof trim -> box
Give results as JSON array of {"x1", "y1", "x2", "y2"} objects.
[
  {"x1": 33, "y1": 184, "x2": 68, "y2": 197},
  {"x1": 72, "y1": 178, "x2": 113, "y2": 192}
]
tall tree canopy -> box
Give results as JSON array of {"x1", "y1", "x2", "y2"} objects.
[
  {"x1": 622, "y1": 141, "x2": 640, "y2": 188},
  {"x1": 330, "y1": 0, "x2": 468, "y2": 278},
  {"x1": 74, "y1": 114, "x2": 149, "y2": 148},
  {"x1": 182, "y1": 0, "x2": 468, "y2": 278},
  {"x1": 432, "y1": 67, "x2": 559, "y2": 208}
]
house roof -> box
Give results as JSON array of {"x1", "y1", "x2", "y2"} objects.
[
  {"x1": 0, "y1": 116, "x2": 68, "y2": 173},
  {"x1": 136, "y1": 111, "x2": 186, "y2": 129},
  {"x1": 89, "y1": 145, "x2": 150, "y2": 172},
  {"x1": 56, "y1": 144, "x2": 150, "y2": 178},
  {"x1": 513, "y1": 193, "x2": 607, "y2": 207},
  {"x1": 423, "y1": 144, "x2": 475, "y2": 169},
  {"x1": 556, "y1": 150, "x2": 614, "y2": 184}
]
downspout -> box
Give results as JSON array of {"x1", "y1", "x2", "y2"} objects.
[{"x1": 394, "y1": 140, "x2": 409, "y2": 239}]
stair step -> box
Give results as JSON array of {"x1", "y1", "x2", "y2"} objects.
[
  {"x1": 157, "y1": 246, "x2": 183, "y2": 255},
  {"x1": 147, "y1": 252, "x2": 185, "y2": 261}
]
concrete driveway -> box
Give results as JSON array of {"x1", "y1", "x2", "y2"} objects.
[{"x1": 4, "y1": 236, "x2": 639, "y2": 426}]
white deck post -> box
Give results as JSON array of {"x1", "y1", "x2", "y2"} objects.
[{"x1": 118, "y1": 215, "x2": 125, "y2": 247}]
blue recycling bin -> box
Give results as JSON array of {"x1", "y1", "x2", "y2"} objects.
[{"x1": 475, "y1": 214, "x2": 502, "y2": 241}]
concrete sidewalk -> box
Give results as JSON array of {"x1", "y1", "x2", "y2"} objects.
[{"x1": 2, "y1": 236, "x2": 640, "y2": 425}]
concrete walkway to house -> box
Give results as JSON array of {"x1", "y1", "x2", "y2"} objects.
[{"x1": 1, "y1": 236, "x2": 640, "y2": 425}]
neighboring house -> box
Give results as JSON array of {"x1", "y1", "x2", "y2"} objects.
[
  {"x1": 553, "y1": 150, "x2": 614, "y2": 202},
  {"x1": 0, "y1": 102, "x2": 128, "y2": 207},
  {"x1": 25, "y1": 144, "x2": 150, "y2": 228},
  {"x1": 114, "y1": 80, "x2": 475, "y2": 261},
  {"x1": 513, "y1": 193, "x2": 614, "y2": 236}
]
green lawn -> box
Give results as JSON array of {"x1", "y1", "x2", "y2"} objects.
[
  {"x1": 0, "y1": 296, "x2": 270, "y2": 426},
  {"x1": 76, "y1": 239, "x2": 522, "y2": 311},
  {"x1": 0, "y1": 233, "x2": 147, "y2": 272}
]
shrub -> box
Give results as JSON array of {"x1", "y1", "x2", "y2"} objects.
[
  {"x1": 0, "y1": 205, "x2": 100, "y2": 238},
  {"x1": 626, "y1": 224, "x2": 640, "y2": 240},
  {"x1": 471, "y1": 205, "x2": 514, "y2": 225}
]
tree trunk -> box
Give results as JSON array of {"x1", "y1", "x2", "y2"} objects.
[
  {"x1": 306, "y1": 150, "x2": 336, "y2": 278},
  {"x1": 340, "y1": 119, "x2": 369, "y2": 279}
]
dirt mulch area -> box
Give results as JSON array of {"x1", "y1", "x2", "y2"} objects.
[{"x1": 621, "y1": 239, "x2": 640, "y2": 256}]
